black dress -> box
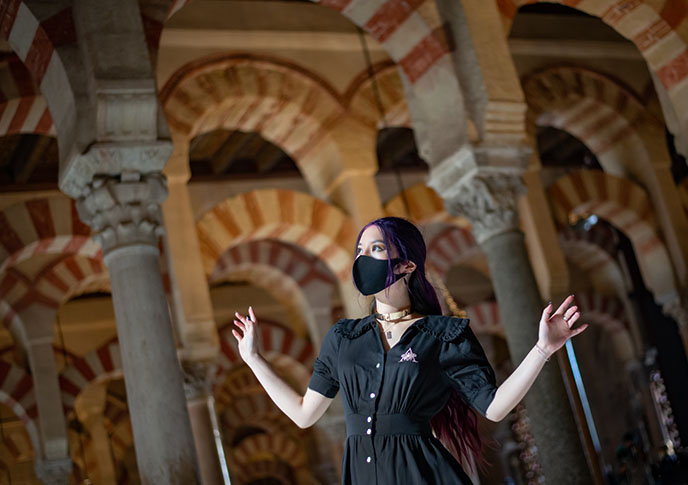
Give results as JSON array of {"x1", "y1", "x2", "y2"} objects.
[{"x1": 308, "y1": 314, "x2": 498, "y2": 485}]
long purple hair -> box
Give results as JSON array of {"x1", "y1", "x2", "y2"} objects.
[{"x1": 354, "y1": 216, "x2": 486, "y2": 470}]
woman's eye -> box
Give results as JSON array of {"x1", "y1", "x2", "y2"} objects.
[{"x1": 373, "y1": 245, "x2": 385, "y2": 252}]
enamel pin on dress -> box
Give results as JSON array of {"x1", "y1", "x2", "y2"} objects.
[{"x1": 399, "y1": 347, "x2": 418, "y2": 363}]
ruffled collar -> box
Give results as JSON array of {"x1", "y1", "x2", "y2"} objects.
[{"x1": 333, "y1": 314, "x2": 469, "y2": 342}]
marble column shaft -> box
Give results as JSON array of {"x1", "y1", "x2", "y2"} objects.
[
  {"x1": 78, "y1": 172, "x2": 199, "y2": 484},
  {"x1": 183, "y1": 362, "x2": 226, "y2": 485},
  {"x1": 432, "y1": 165, "x2": 593, "y2": 483}
]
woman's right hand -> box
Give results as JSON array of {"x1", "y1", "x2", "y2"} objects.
[{"x1": 232, "y1": 306, "x2": 261, "y2": 364}]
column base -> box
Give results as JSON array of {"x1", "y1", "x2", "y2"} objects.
[{"x1": 35, "y1": 458, "x2": 72, "y2": 485}]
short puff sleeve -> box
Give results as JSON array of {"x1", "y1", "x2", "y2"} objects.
[
  {"x1": 439, "y1": 325, "x2": 497, "y2": 417},
  {"x1": 307, "y1": 322, "x2": 342, "y2": 398}
]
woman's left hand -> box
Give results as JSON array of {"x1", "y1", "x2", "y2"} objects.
[{"x1": 537, "y1": 295, "x2": 588, "y2": 355}]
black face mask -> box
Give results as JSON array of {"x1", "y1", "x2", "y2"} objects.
[{"x1": 352, "y1": 255, "x2": 405, "y2": 296}]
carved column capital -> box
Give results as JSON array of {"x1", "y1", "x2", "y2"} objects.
[
  {"x1": 430, "y1": 163, "x2": 526, "y2": 245},
  {"x1": 60, "y1": 140, "x2": 173, "y2": 199},
  {"x1": 448, "y1": 170, "x2": 526, "y2": 244},
  {"x1": 182, "y1": 360, "x2": 217, "y2": 400},
  {"x1": 76, "y1": 171, "x2": 167, "y2": 254},
  {"x1": 427, "y1": 144, "x2": 530, "y2": 244}
]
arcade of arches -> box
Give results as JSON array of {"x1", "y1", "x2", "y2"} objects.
[{"x1": 0, "y1": 0, "x2": 688, "y2": 484}]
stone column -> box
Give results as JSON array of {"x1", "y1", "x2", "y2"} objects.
[
  {"x1": 20, "y1": 310, "x2": 71, "y2": 485},
  {"x1": 77, "y1": 171, "x2": 199, "y2": 484},
  {"x1": 429, "y1": 154, "x2": 593, "y2": 483},
  {"x1": 162, "y1": 153, "x2": 219, "y2": 363},
  {"x1": 163, "y1": 143, "x2": 230, "y2": 482},
  {"x1": 182, "y1": 362, "x2": 227, "y2": 485}
]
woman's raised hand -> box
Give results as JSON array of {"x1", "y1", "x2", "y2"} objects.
[
  {"x1": 537, "y1": 295, "x2": 588, "y2": 356},
  {"x1": 232, "y1": 306, "x2": 260, "y2": 363}
]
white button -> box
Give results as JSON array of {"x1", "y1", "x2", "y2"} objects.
[
  {"x1": 367, "y1": 416, "x2": 372, "y2": 423},
  {"x1": 366, "y1": 428, "x2": 372, "y2": 435},
  {"x1": 369, "y1": 392, "x2": 376, "y2": 399},
  {"x1": 366, "y1": 456, "x2": 372, "y2": 463},
  {"x1": 376, "y1": 363, "x2": 380, "y2": 368}
]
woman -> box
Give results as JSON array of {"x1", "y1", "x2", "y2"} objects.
[{"x1": 232, "y1": 217, "x2": 587, "y2": 484}]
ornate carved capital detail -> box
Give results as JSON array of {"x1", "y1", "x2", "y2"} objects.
[
  {"x1": 182, "y1": 360, "x2": 217, "y2": 400},
  {"x1": 428, "y1": 145, "x2": 530, "y2": 244},
  {"x1": 448, "y1": 171, "x2": 525, "y2": 244},
  {"x1": 76, "y1": 171, "x2": 168, "y2": 254},
  {"x1": 34, "y1": 458, "x2": 72, "y2": 485},
  {"x1": 60, "y1": 140, "x2": 173, "y2": 198}
]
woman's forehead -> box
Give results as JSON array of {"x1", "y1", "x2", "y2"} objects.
[{"x1": 359, "y1": 225, "x2": 383, "y2": 243}]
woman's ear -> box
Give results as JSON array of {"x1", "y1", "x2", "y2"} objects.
[{"x1": 394, "y1": 260, "x2": 416, "y2": 274}]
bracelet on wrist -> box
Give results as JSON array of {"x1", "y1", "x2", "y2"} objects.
[{"x1": 535, "y1": 343, "x2": 551, "y2": 362}]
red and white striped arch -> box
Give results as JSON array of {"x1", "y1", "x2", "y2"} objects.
[
  {"x1": 220, "y1": 392, "x2": 292, "y2": 431},
  {"x1": 215, "y1": 366, "x2": 264, "y2": 408},
  {"x1": 0, "y1": 254, "x2": 107, "y2": 349},
  {"x1": 166, "y1": 0, "x2": 449, "y2": 87},
  {"x1": 548, "y1": 170, "x2": 677, "y2": 302},
  {"x1": 523, "y1": 66, "x2": 665, "y2": 179},
  {"x1": 0, "y1": 95, "x2": 54, "y2": 137},
  {"x1": 216, "y1": 322, "x2": 314, "y2": 379},
  {"x1": 59, "y1": 340, "x2": 122, "y2": 412},
  {"x1": 558, "y1": 226, "x2": 627, "y2": 298},
  {"x1": 347, "y1": 61, "x2": 411, "y2": 129},
  {"x1": 231, "y1": 459, "x2": 295, "y2": 485},
  {"x1": 465, "y1": 301, "x2": 504, "y2": 337},
  {"x1": 164, "y1": 0, "x2": 471, "y2": 168},
  {"x1": 559, "y1": 225, "x2": 617, "y2": 263},
  {"x1": 0, "y1": 3, "x2": 77, "y2": 159},
  {"x1": 33, "y1": 255, "x2": 108, "y2": 305},
  {"x1": 161, "y1": 55, "x2": 345, "y2": 163},
  {"x1": 232, "y1": 431, "x2": 307, "y2": 470},
  {"x1": 196, "y1": 189, "x2": 356, "y2": 282},
  {"x1": 384, "y1": 183, "x2": 470, "y2": 227},
  {"x1": 213, "y1": 239, "x2": 336, "y2": 338},
  {"x1": 500, "y1": 1, "x2": 688, "y2": 120},
  {"x1": 231, "y1": 432, "x2": 317, "y2": 485},
  {"x1": 0, "y1": 360, "x2": 39, "y2": 454},
  {"x1": 426, "y1": 225, "x2": 483, "y2": 279},
  {"x1": 576, "y1": 292, "x2": 629, "y2": 334},
  {"x1": 575, "y1": 292, "x2": 637, "y2": 361},
  {"x1": 213, "y1": 239, "x2": 336, "y2": 289},
  {"x1": 219, "y1": 265, "x2": 314, "y2": 337},
  {"x1": 0, "y1": 197, "x2": 98, "y2": 276},
  {"x1": 0, "y1": 55, "x2": 54, "y2": 135}
]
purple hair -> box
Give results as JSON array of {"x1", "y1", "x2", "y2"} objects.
[{"x1": 354, "y1": 216, "x2": 486, "y2": 470}]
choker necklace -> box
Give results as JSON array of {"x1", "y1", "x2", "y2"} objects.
[
  {"x1": 375, "y1": 308, "x2": 411, "y2": 339},
  {"x1": 376, "y1": 308, "x2": 411, "y2": 322}
]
